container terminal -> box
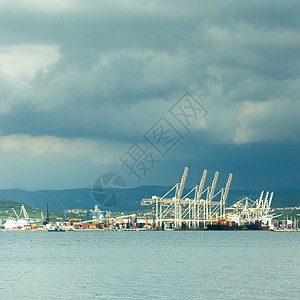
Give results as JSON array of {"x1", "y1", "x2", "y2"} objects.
[{"x1": 0, "y1": 167, "x2": 299, "y2": 232}]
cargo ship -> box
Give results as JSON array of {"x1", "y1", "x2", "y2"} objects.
[
  {"x1": 205, "y1": 220, "x2": 269, "y2": 231},
  {"x1": 205, "y1": 220, "x2": 244, "y2": 230}
]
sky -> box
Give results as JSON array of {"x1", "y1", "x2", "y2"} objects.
[{"x1": 0, "y1": 0, "x2": 299, "y2": 191}]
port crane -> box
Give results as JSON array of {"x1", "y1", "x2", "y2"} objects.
[
  {"x1": 61, "y1": 203, "x2": 69, "y2": 222},
  {"x1": 9, "y1": 204, "x2": 30, "y2": 219},
  {"x1": 227, "y1": 190, "x2": 275, "y2": 226},
  {"x1": 141, "y1": 167, "x2": 189, "y2": 227},
  {"x1": 141, "y1": 167, "x2": 276, "y2": 229},
  {"x1": 141, "y1": 167, "x2": 234, "y2": 229}
]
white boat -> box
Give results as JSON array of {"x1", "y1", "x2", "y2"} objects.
[
  {"x1": 46, "y1": 223, "x2": 74, "y2": 232},
  {"x1": 62, "y1": 225, "x2": 74, "y2": 231}
]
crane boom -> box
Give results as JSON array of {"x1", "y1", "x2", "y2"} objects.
[
  {"x1": 11, "y1": 208, "x2": 19, "y2": 218},
  {"x1": 197, "y1": 169, "x2": 207, "y2": 200},
  {"x1": 20, "y1": 204, "x2": 29, "y2": 219},
  {"x1": 258, "y1": 190, "x2": 264, "y2": 207},
  {"x1": 209, "y1": 171, "x2": 219, "y2": 200},
  {"x1": 263, "y1": 191, "x2": 269, "y2": 209},
  {"x1": 222, "y1": 173, "x2": 233, "y2": 204},
  {"x1": 176, "y1": 167, "x2": 189, "y2": 200},
  {"x1": 268, "y1": 192, "x2": 274, "y2": 208}
]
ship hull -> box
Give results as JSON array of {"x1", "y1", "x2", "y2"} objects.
[{"x1": 205, "y1": 224, "x2": 245, "y2": 230}]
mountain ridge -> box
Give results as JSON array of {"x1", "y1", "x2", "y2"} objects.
[{"x1": 0, "y1": 186, "x2": 299, "y2": 211}]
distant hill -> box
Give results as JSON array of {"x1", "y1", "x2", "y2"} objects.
[
  {"x1": 0, "y1": 198, "x2": 45, "y2": 219},
  {"x1": 0, "y1": 198, "x2": 33, "y2": 217},
  {"x1": 0, "y1": 197, "x2": 65, "y2": 220},
  {"x1": 0, "y1": 188, "x2": 94, "y2": 211},
  {"x1": 0, "y1": 187, "x2": 299, "y2": 212}
]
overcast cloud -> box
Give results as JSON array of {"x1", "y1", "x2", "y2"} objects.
[{"x1": 0, "y1": 0, "x2": 299, "y2": 190}]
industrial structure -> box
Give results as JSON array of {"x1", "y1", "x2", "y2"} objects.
[
  {"x1": 227, "y1": 191, "x2": 275, "y2": 227},
  {"x1": 0, "y1": 167, "x2": 284, "y2": 231},
  {"x1": 4, "y1": 204, "x2": 44, "y2": 230},
  {"x1": 141, "y1": 167, "x2": 276, "y2": 230},
  {"x1": 141, "y1": 167, "x2": 233, "y2": 229}
]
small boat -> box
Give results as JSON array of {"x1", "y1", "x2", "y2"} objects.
[
  {"x1": 61, "y1": 225, "x2": 74, "y2": 232},
  {"x1": 47, "y1": 227, "x2": 65, "y2": 232},
  {"x1": 45, "y1": 223, "x2": 74, "y2": 232}
]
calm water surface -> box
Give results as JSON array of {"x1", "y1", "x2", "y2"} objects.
[{"x1": 0, "y1": 231, "x2": 299, "y2": 299}]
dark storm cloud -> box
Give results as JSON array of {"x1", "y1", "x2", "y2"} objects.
[{"x1": 0, "y1": 0, "x2": 299, "y2": 189}]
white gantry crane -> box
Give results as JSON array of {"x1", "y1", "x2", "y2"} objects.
[
  {"x1": 220, "y1": 173, "x2": 233, "y2": 219},
  {"x1": 141, "y1": 167, "x2": 190, "y2": 228},
  {"x1": 174, "y1": 166, "x2": 189, "y2": 227},
  {"x1": 9, "y1": 204, "x2": 30, "y2": 219},
  {"x1": 227, "y1": 190, "x2": 275, "y2": 226},
  {"x1": 141, "y1": 167, "x2": 234, "y2": 229}
]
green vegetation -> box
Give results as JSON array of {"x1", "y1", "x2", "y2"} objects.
[{"x1": 0, "y1": 198, "x2": 63, "y2": 221}]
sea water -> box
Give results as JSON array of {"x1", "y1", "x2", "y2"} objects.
[{"x1": 0, "y1": 231, "x2": 299, "y2": 299}]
